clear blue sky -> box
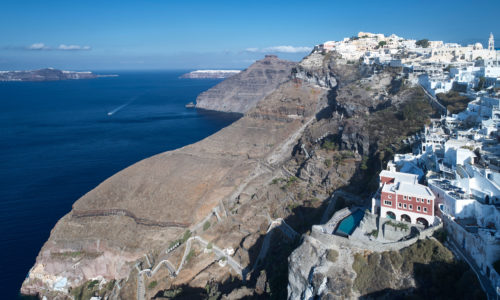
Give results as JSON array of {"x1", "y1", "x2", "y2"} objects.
[{"x1": 0, "y1": 0, "x2": 499, "y2": 70}]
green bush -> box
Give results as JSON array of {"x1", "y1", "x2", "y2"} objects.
[
  {"x1": 147, "y1": 280, "x2": 158, "y2": 290},
  {"x1": 181, "y1": 230, "x2": 192, "y2": 243},
  {"x1": 203, "y1": 221, "x2": 211, "y2": 231},
  {"x1": 324, "y1": 159, "x2": 332, "y2": 168},
  {"x1": 385, "y1": 220, "x2": 409, "y2": 231},
  {"x1": 378, "y1": 41, "x2": 387, "y2": 47},
  {"x1": 87, "y1": 280, "x2": 99, "y2": 290},
  {"x1": 416, "y1": 39, "x2": 429, "y2": 48},
  {"x1": 287, "y1": 202, "x2": 300, "y2": 211},
  {"x1": 207, "y1": 242, "x2": 213, "y2": 250},
  {"x1": 368, "y1": 229, "x2": 378, "y2": 238},
  {"x1": 321, "y1": 139, "x2": 337, "y2": 151},
  {"x1": 282, "y1": 176, "x2": 298, "y2": 190},
  {"x1": 186, "y1": 249, "x2": 195, "y2": 263},
  {"x1": 360, "y1": 155, "x2": 369, "y2": 170}
]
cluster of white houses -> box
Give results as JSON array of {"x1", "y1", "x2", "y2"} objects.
[
  {"x1": 317, "y1": 32, "x2": 500, "y2": 293},
  {"x1": 316, "y1": 32, "x2": 500, "y2": 99},
  {"x1": 369, "y1": 102, "x2": 500, "y2": 295},
  {"x1": 369, "y1": 84, "x2": 500, "y2": 294}
]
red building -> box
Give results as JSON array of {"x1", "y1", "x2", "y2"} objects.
[{"x1": 373, "y1": 170, "x2": 435, "y2": 227}]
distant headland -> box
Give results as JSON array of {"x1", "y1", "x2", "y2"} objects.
[
  {"x1": 0, "y1": 68, "x2": 117, "y2": 82},
  {"x1": 180, "y1": 69, "x2": 240, "y2": 79}
]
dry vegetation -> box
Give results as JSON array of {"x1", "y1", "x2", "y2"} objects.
[
  {"x1": 437, "y1": 90, "x2": 471, "y2": 114},
  {"x1": 352, "y1": 238, "x2": 486, "y2": 299}
]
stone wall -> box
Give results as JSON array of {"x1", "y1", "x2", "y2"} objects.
[{"x1": 311, "y1": 221, "x2": 442, "y2": 253}]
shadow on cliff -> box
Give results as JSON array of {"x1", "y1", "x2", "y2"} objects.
[
  {"x1": 315, "y1": 84, "x2": 339, "y2": 121},
  {"x1": 357, "y1": 260, "x2": 486, "y2": 300},
  {"x1": 232, "y1": 200, "x2": 333, "y2": 299}
]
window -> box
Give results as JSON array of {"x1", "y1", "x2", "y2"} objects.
[
  {"x1": 398, "y1": 203, "x2": 402, "y2": 208},
  {"x1": 427, "y1": 199, "x2": 431, "y2": 204},
  {"x1": 416, "y1": 198, "x2": 420, "y2": 203},
  {"x1": 403, "y1": 204, "x2": 407, "y2": 209},
  {"x1": 408, "y1": 196, "x2": 412, "y2": 201},
  {"x1": 384, "y1": 200, "x2": 392, "y2": 206},
  {"x1": 424, "y1": 207, "x2": 428, "y2": 212},
  {"x1": 409, "y1": 205, "x2": 413, "y2": 210},
  {"x1": 403, "y1": 195, "x2": 407, "y2": 200},
  {"x1": 417, "y1": 206, "x2": 421, "y2": 211}
]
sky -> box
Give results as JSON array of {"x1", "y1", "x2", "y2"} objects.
[{"x1": 0, "y1": 0, "x2": 499, "y2": 70}]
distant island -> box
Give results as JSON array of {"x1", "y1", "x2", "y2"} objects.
[
  {"x1": 180, "y1": 69, "x2": 240, "y2": 79},
  {"x1": 0, "y1": 68, "x2": 116, "y2": 82}
]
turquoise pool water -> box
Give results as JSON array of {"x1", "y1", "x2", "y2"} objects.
[{"x1": 335, "y1": 209, "x2": 365, "y2": 236}]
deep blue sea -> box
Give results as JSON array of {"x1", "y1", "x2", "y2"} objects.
[{"x1": 0, "y1": 71, "x2": 239, "y2": 299}]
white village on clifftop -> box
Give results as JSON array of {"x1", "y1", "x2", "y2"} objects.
[{"x1": 313, "y1": 32, "x2": 500, "y2": 297}]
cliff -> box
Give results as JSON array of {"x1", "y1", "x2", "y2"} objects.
[
  {"x1": 22, "y1": 48, "x2": 451, "y2": 300},
  {"x1": 0, "y1": 68, "x2": 101, "y2": 81},
  {"x1": 21, "y1": 54, "x2": 326, "y2": 299},
  {"x1": 195, "y1": 55, "x2": 296, "y2": 113}
]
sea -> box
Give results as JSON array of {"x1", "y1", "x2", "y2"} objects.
[{"x1": 0, "y1": 71, "x2": 240, "y2": 299}]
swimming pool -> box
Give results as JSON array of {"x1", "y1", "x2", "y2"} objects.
[{"x1": 335, "y1": 209, "x2": 365, "y2": 236}]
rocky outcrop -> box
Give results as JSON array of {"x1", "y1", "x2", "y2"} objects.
[
  {"x1": 287, "y1": 231, "x2": 484, "y2": 300},
  {"x1": 195, "y1": 55, "x2": 296, "y2": 113}
]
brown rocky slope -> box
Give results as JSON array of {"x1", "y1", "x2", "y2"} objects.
[
  {"x1": 195, "y1": 55, "x2": 296, "y2": 113},
  {"x1": 21, "y1": 55, "x2": 326, "y2": 299}
]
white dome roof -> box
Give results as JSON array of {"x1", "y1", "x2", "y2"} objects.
[{"x1": 474, "y1": 43, "x2": 483, "y2": 50}]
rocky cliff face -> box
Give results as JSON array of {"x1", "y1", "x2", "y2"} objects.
[
  {"x1": 288, "y1": 232, "x2": 485, "y2": 300},
  {"x1": 195, "y1": 55, "x2": 297, "y2": 114},
  {"x1": 21, "y1": 54, "x2": 326, "y2": 299},
  {"x1": 21, "y1": 48, "x2": 442, "y2": 300}
]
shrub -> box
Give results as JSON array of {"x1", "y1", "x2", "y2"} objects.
[
  {"x1": 385, "y1": 220, "x2": 409, "y2": 231},
  {"x1": 282, "y1": 176, "x2": 298, "y2": 190},
  {"x1": 271, "y1": 177, "x2": 284, "y2": 185},
  {"x1": 416, "y1": 39, "x2": 429, "y2": 48},
  {"x1": 436, "y1": 91, "x2": 470, "y2": 114},
  {"x1": 207, "y1": 242, "x2": 213, "y2": 250},
  {"x1": 324, "y1": 159, "x2": 332, "y2": 168},
  {"x1": 360, "y1": 155, "x2": 369, "y2": 170},
  {"x1": 287, "y1": 202, "x2": 300, "y2": 211},
  {"x1": 321, "y1": 139, "x2": 337, "y2": 151},
  {"x1": 475, "y1": 76, "x2": 486, "y2": 91},
  {"x1": 181, "y1": 230, "x2": 192, "y2": 243},
  {"x1": 203, "y1": 221, "x2": 211, "y2": 231},
  {"x1": 433, "y1": 228, "x2": 448, "y2": 243},
  {"x1": 378, "y1": 41, "x2": 387, "y2": 47},
  {"x1": 186, "y1": 249, "x2": 195, "y2": 263},
  {"x1": 87, "y1": 280, "x2": 99, "y2": 290},
  {"x1": 326, "y1": 249, "x2": 339, "y2": 262},
  {"x1": 368, "y1": 229, "x2": 378, "y2": 238},
  {"x1": 147, "y1": 280, "x2": 158, "y2": 290}
]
